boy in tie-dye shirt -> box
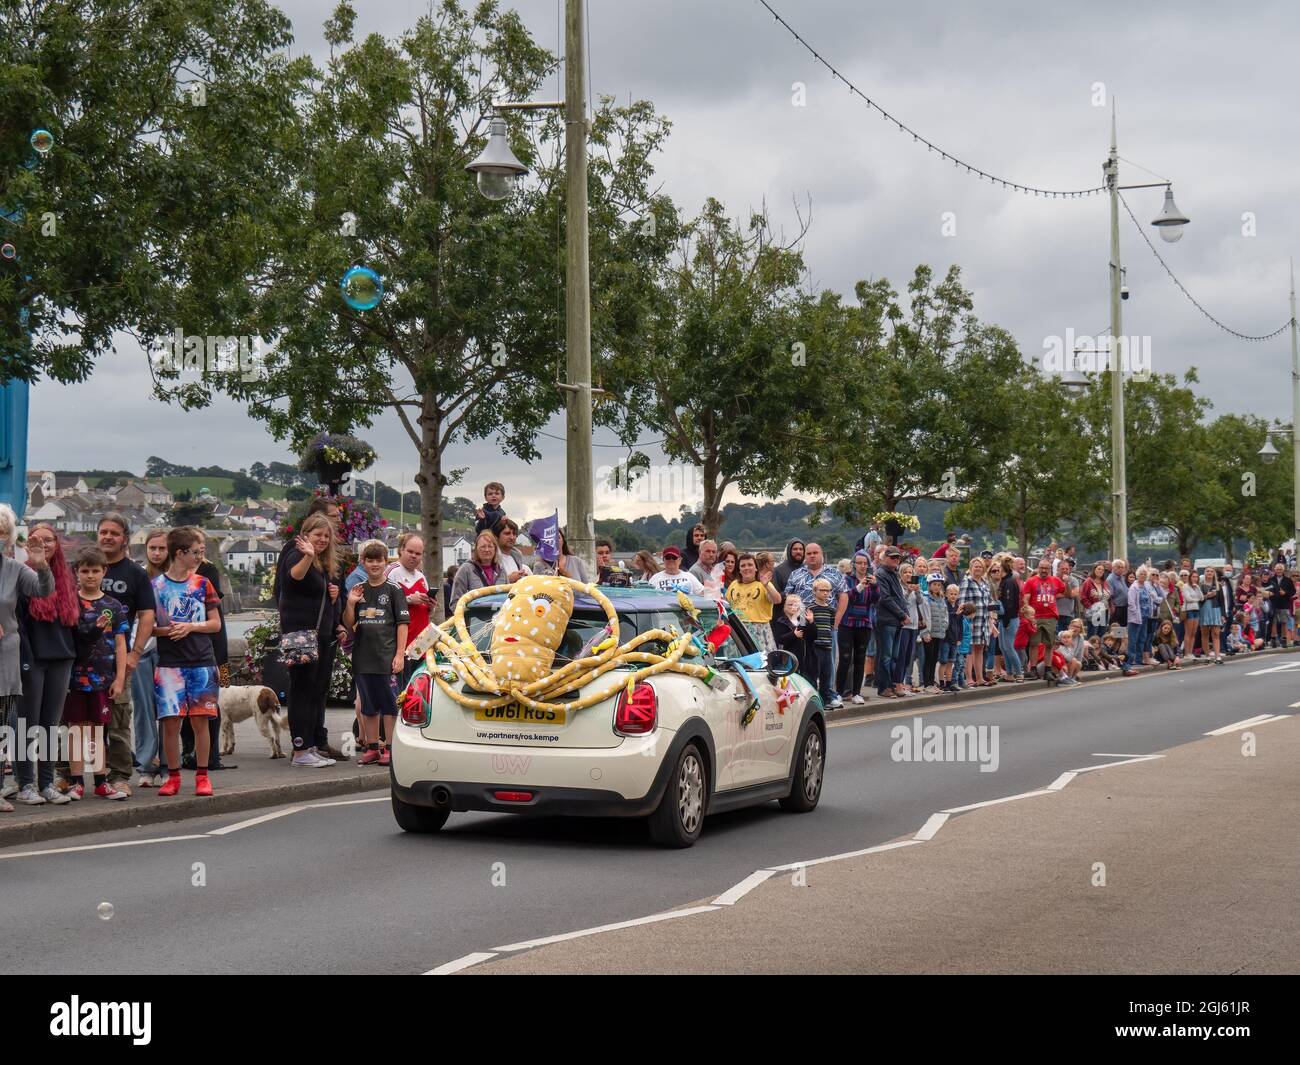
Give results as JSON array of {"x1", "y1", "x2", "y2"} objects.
[{"x1": 151, "y1": 528, "x2": 222, "y2": 797}]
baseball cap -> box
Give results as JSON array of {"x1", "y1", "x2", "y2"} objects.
[
  {"x1": 662, "y1": 546, "x2": 682, "y2": 560},
  {"x1": 884, "y1": 547, "x2": 904, "y2": 559},
  {"x1": 980, "y1": 549, "x2": 994, "y2": 559}
]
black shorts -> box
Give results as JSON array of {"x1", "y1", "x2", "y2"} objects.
[
  {"x1": 1112, "y1": 605, "x2": 1128, "y2": 627},
  {"x1": 355, "y1": 673, "x2": 397, "y2": 717}
]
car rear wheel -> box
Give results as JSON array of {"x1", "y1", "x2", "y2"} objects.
[
  {"x1": 779, "y1": 722, "x2": 824, "y2": 812},
  {"x1": 648, "y1": 743, "x2": 706, "y2": 848},
  {"x1": 392, "y1": 791, "x2": 451, "y2": 833}
]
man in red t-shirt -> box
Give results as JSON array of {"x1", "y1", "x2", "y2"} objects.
[
  {"x1": 1021, "y1": 557, "x2": 1066, "y2": 677},
  {"x1": 386, "y1": 534, "x2": 431, "y2": 683}
]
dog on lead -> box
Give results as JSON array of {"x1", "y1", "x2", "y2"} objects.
[{"x1": 220, "y1": 685, "x2": 291, "y2": 759}]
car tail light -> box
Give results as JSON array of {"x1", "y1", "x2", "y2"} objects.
[
  {"x1": 400, "y1": 673, "x2": 431, "y2": 727},
  {"x1": 493, "y1": 791, "x2": 533, "y2": 802},
  {"x1": 614, "y1": 681, "x2": 657, "y2": 735}
]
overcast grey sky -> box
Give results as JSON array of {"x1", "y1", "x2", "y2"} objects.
[{"x1": 31, "y1": 0, "x2": 1299, "y2": 523}]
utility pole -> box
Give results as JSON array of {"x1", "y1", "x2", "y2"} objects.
[
  {"x1": 1291, "y1": 259, "x2": 1299, "y2": 547},
  {"x1": 563, "y1": 0, "x2": 595, "y2": 573},
  {"x1": 1105, "y1": 105, "x2": 1128, "y2": 562}
]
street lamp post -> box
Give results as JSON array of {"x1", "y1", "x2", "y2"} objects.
[
  {"x1": 1102, "y1": 104, "x2": 1190, "y2": 561},
  {"x1": 1257, "y1": 262, "x2": 1300, "y2": 551},
  {"x1": 466, "y1": 0, "x2": 595, "y2": 574}
]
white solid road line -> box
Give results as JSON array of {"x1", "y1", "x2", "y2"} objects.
[
  {"x1": 1092, "y1": 752, "x2": 1156, "y2": 758},
  {"x1": 766, "y1": 838, "x2": 922, "y2": 873},
  {"x1": 425, "y1": 952, "x2": 498, "y2": 976},
  {"x1": 0, "y1": 834, "x2": 209, "y2": 861},
  {"x1": 1289, "y1": 701, "x2": 1300, "y2": 708},
  {"x1": 206, "y1": 806, "x2": 305, "y2": 835},
  {"x1": 303, "y1": 795, "x2": 389, "y2": 808},
  {"x1": 1203, "y1": 714, "x2": 1287, "y2": 737},
  {"x1": 429, "y1": 749, "x2": 1177, "y2": 974},
  {"x1": 913, "y1": 812, "x2": 949, "y2": 840},
  {"x1": 713, "y1": 869, "x2": 776, "y2": 906},
  {"x1": 493, "y1": 905, "x2": 720, "y2": 953},
  {"x1": 941, "y1": 789, "x2": 1054, "y2": 814},
  {"x1": 1073, "y1": 755, "x2": 1164, "y2": 773}
]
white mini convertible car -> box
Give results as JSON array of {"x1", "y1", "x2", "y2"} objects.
[{"x1": 390, "y1": 587, "x2": 826, "y2": 847}]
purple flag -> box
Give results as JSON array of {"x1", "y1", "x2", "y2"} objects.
[{"x1": 527, "y1": 511, "x2": 560, "y2": 563}]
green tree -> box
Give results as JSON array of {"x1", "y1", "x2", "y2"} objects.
[
  {"x1": 1204, "y1": 413, "x2": 1293, "y2": 561},
  {"x1": 170, "y1": 498, "x2": 214, "y2": 526},
  {"x1": 285, "y1": 484, "x2": 310, "y2": 501},
  {"x1": 171, "y1": 1, "x2": 674, "y2": 617},
  {"x1": 793, "y1": 265, "x2": 1025, "y2": 527},
  {"x1": 1, "y1": 0, "x2": 308, "y2": 380},
  {"x1": 946, "y1": 375, "x2": 1105, "y2": 554},
  {"x1": 625, "y1": 196, "x2": 818, "y2": 537},
  {"x1": 232, "y1": 472, "x2": 262, "y2": 499}
]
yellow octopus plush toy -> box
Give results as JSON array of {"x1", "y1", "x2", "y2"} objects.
[
  {"x1": 489, "y1": 575, "x2": 575, "y2": 687},
  {"x1": 402, "y1": 575, "x2": 722, "y2": 717}
]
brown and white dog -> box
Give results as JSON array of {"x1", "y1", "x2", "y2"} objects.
[{"x1": 219, "y1": 685, "x2": 290, "y2": 759}]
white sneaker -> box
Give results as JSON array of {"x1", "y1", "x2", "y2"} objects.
[
  {"x1": 310, "y1": 748, "x2": 337, "y2": 766},
  {"x1": 40, "y1": 784, "x2": 72, "y2": 805},
  {"x1": 291, "y1": 751, "x2": 328, "y2": 768},
  {"x1": 850, "y1": 694, "x2": 866, "y2": 705},
  {"x1": 14, "y1": 783, "x2": 45, "y2": 805},
  {"x1": 0, "y1": 779, "x2": 17, "y2": 800}
]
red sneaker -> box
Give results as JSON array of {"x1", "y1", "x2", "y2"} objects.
[
  {"x1": 378, "y1": 747, "x2": 391, "y2": 767},
  {"x1": 158, "y1": 774, "x2": 181, "y2": 797},
  {"x1": 194, "y1": 775, "x2": 213, "y2": 797},
  {"x1": 358, "y1": 749, "x2": 381, "y2": 765},
  {"x1": 94, "y1": 782, "x2": 127, "y2": 801}
]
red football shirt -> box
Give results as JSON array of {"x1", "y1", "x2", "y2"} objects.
[
  {"x1": 1022, "y1": 575, "x2": 1066, "y2": 620},
  {"x1": 386, "y1": 564, "x2": 431, "y2": 642}
]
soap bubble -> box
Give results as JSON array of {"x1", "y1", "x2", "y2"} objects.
[
  {"x1": 340, "y1": 266, "x2": 383, "y2": 311},
  {"x1": 96, "y1": 901, "x2": 114, "y2": 920},
  {"x1": 30, "y1": 129, "x2": 54, "y2": 155},
  {"x1": 1, "y1": 244, "x2": 14, "y2": 260}
]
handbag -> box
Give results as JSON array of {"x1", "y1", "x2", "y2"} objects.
[{"x1": 277, "y1": 576, "x2": 329, "y2": 667}]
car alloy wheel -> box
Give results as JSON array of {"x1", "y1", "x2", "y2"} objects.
[
  {"x1": 802, "y1": 729, "x2": 824, "y2": 803},
  {"x1": 677, "y1": 751, "x2": 704, "y2": 834}
]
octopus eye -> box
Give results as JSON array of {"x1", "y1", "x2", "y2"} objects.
[{"x1": 529, "y1": 593, "x2": 554, "y2": 618}]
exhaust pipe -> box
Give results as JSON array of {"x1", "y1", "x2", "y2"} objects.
[{"x1": 431, "y1": 786, "x2": 451, "y2": 808}]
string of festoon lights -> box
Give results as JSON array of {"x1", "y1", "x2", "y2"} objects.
[
  {"x1": 1119, "y1": 194, "x2": 1294, "y2": 342},
  {"x1": 757, "y1": 0, "x2": 1107, "y2": 200}
]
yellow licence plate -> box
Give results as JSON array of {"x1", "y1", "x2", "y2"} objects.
[{"x1": 473, "y1": 704, "x2": 568, "y2": 726}]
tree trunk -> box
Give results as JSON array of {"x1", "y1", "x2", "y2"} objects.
[
  {"x1": 1016, "y1": 487, "x2": 1028, "y2": 557},
  {"x1": 416, "y1": 403, "x2": 448, "y2": 624},
  {"x1": 701, "y1": 451, "x2": 724, "y2": 539}
]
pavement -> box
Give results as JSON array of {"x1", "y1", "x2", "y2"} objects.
[
  {"x1": 2, "y1": 645, "x2": 1293, "y2": 849},
  {"x1": 0, "y1": 707, "x2": 386, "y2": 847},
  {"x1": 467, "y1": 709, "x2": 1300, "y2": 975}
]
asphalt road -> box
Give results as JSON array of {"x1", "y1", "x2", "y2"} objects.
[{"x1": 2, "y1": 653, "x2": 1296, "y2": 974}]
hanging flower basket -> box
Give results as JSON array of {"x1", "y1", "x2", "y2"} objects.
[
  {"x1": 873, "y1": 510, "x2": 920, "y2": 543},
  {"x1": 280, "y1": 489, "x2": 387, "y2": 544},
  {"x1": 298, "y1": 432, "x2": 377, "y2": 481}
]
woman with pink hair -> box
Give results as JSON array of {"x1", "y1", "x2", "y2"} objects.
[{"x1": 9, "y1": 521, "x2": 67, "y2": 807}]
